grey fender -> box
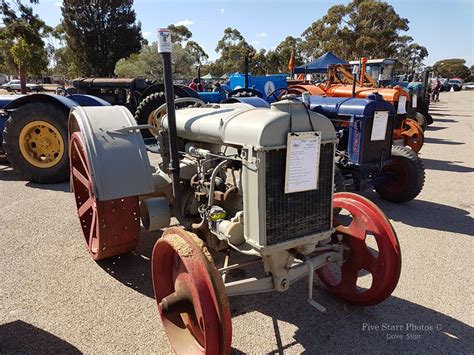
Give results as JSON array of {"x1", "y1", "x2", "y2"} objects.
[{"x1": 69, "y1": 105, "x2": 155, "y2": 201}]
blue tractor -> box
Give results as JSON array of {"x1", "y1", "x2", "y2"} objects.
[
  {"x1": 306, "y1": 93, "x2": 425, "y2": 203},
  {"x1": 0, "y1": 93, "x2": 109, "y2": 183},
  {"x1": 1, "y1": 78, "x2": 206, "y2": 183}
]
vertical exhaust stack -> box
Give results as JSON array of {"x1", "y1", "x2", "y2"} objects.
[{"x1": 158, "y1": 28, "x2": 182, "y2": 218}]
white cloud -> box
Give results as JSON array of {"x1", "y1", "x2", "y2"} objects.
[
  {"x1": 175, "y1": 19, "x2": 194, "y2": 26},
  {"x1": 54, "y1": 2, "x2": 62, "y2": 6},
  {"x1": 251, "y1": 40, "x2": 260, "y2": 45},
  {"x1": 256, "y1": 32, "x2": 268, "y2": 37},
  {"x1": 220, "y1": 8, "x2": 224, "y2": 14},
  {"x1": 143, "y1": 32, "x2": 151, "y2": 37}
]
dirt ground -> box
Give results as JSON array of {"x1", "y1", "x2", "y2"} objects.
[{"x1": 0, "y1": 91, "x2": 473, "y2": 353}]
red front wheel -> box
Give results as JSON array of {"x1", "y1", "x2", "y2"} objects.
[{"x1": 317, "y1": 192, "x2": 401, "y2": 306}]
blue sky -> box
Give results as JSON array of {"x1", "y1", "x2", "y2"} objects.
[{"x1": 33, "y1": 0, "x2": 473, "y2": 66}]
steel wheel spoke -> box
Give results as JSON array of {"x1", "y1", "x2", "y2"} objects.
[
  {"x1": 78, "y1": 197, "x2": 94, "y2": 217},
  {"x1": 72, "y1": 167, "x2": 90, "y2": 188},
  {"x1": 88, "y1": 208, "x2": 97, "y2": 251},
  {"x1": 73, "y1": 140, "x2": 91, "y2": 180},
  {"x1": 339, "y1": 263, "x2": 358, "y2": 293}
]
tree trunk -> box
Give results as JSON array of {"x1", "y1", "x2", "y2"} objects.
[{"x1": 19, "y1": 63, "x2": 27, "y2": 94}]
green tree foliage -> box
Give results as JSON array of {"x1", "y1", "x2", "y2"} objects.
[
  {"x1": 115, "y1": 42, "x2": 199, "y2": 79},
  {"x1": 62, "y1": 0, "x2": 142, "y2": 76},
  {"x1": 301, "y1": 0, "x2": 409, "y2": 60},
  {"x1": 167, "y1": 24, "x2": 192, "y2": 44},
  {"x1": 214, "y1": 27, "x2": 255, "y2": 74},
  {"x1": 115, "y1": 42, "x2": 162, "y2": 78},
  {"x1": 433, "y1": 59, "x2": 471, "y2": 79},
  {"x1": 396, "y1": 35, "x2": 428, "y2": 74},
  {"x1": 270, "y1": 36, "x2": 304, "y2": 73},
  {"x1": 185, "y1": 40, "x2": 208, "y2": 64},
  {"x1": 0, "y1": 0, "x2": 51, "y2": 92}
]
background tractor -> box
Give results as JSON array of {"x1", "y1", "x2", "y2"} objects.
[
  {"x1": 68, "y1": 34, "x2": 402, "y2": 353},
  {"x1": 285, "y1": 73, "x2": 426, "y2": 153},
  {"x1": 0, "y1": 93, "x2": 109, "y2": 183},
  {"x1": 305, "y1": 93, "x2": 425, "y2": 203},
  {"x1": 0, "y1": 78, "x2": 201, "y2": 183}
]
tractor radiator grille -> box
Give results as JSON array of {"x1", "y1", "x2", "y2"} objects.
[{"x1": 265, "y1": 143, "x2": 334, "y2": 245}]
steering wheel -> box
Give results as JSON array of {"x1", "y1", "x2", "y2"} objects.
[
  {"x1": 265, "y1": 87, "x2": 289, "y2": 102},
  {"x1": 227, "y1": 88, "x2": 263, "y2": 98}
]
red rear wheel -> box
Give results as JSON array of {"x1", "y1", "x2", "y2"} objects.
[
  {"x1": 152, "y1": 227, "x2": 232, "y2": 355},
  {"x1": 69, "y1": 132, "x2": 140, "y2": 260},
  {"x1": 317, "y1": 192, "x2": 401, "y2": 306}
]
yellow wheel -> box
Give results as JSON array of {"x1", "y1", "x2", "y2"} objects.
[
  {"x1": 3, "y1": 102, "x2": 69, "y2": 183},
  {"x1": 18, "y1": 120, "x2": 65, "y2": 169},
  {"x1": 147, "y1": 108, "x2": 166, "y2": 134}
]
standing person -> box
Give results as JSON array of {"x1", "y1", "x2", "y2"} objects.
[
  {"x1": 431, "y1": 76, "x2": 441, "y2": 102},
  {"x1": 188, "y1": 78, "x2": 203, "y2": 92},
  {"x1": 212, "y1": 81, "x2": 221, "y2": 92}
]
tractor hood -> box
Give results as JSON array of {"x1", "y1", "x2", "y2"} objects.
[
  {"x1": 162, "y1": 100, "x2": 336, "y2": 148},
  {"x1": 307, "y1": 93, "x2": 396, "y2": 119}
]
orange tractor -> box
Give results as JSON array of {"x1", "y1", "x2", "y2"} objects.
[{"x1": 285, "y1": 59, "x2": 425, "y2": 153}]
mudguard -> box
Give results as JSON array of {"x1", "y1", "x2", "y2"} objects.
[
  {"x1": 69, "y1": 105, "x2": 155, "y2": 201},
  {"x1": 222, "y1": 96, "x2": 270, "y2": 108},
  {"x1": 3, "y1": 93, "x2": 79, "y2": 110},
  {"x1": 67, "y1": 94, "x2": 111, "y2": 107}
]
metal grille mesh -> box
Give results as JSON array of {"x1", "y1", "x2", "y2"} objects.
[{"x1": 265, "y1": 143, "x2": 334, "y2": 245}]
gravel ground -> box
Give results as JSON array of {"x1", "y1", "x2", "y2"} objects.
[{"x1": 0, "y1": 91, "x2": 473, "y2": 354}]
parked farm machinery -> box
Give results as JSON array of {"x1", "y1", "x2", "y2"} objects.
[
  {"x1": 0, "y1": 93, "x2": 109, "y2": 183},
  {"x1": 305, "y1": 93, "x2": 425, "y2": 203},
  {"x1": 0, "y1": 78, "x2": 200, "y2": 182},
  {"x1": 285, "y1": 79, "x2": 426, "y2": 153},
  {"x1": 69, "y1": 31, "x2": 402, "y2": 353}
]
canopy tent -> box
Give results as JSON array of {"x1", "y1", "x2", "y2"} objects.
[
  {"x1": 201, "y1": 73, "x2": 217, "y2": 80},
  {"x1": 294, "y1": 52, "x2": 348, "y2": 74}
]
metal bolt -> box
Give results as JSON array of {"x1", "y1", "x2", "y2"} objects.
[{"x1": 280, "y1": 279, "x2": 288, "y2": 289}]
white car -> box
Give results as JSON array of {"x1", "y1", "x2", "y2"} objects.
[
  {"x1": 462, "y1": 82, "x2": 474, "y2": 90},
  {"x1": 1, "y1": 79, "x2": 43, "y2": 92}
]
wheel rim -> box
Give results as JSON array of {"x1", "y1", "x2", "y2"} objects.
[
  {"x1": 379, "y1": 154, "x2": 410, "y2": 194},
  {"x1": 147, "y1": 109, "x2": 165, "y2": 134},
  {"x1": 152, "y1": 228, "x2": 232, "y2": 355},
  {"x1": 317, "y1": 192, "x2": 401, "y2": 306},
  {"x1": 18, "y1": 120, "x2": 64, "y2": 168},
  {"x1": 401, "y1": 119, "x2": 424, "y2": 153},
  {"x1": 69, "y1": 132, "x2": 140, "y2": 260}
]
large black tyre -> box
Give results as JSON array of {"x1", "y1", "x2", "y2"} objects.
[
  {"x1": 134, "y1": 92, "x2": 166, "y2": 139},
  {"x1": 374, "y1": 145, "x2": 425, "y2": 203},
  {"x1": 2, "y1": 102, "x2": 69, "y2": 183},
  {"x1": 407, "y1": 110, "x2": 428, "y2": 131}
]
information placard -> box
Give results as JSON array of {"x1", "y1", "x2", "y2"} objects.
[
  {"x1": 157, "y1": 28, "x2": 172, "y2": 53},
  {"x1": 397, "y1": 96, "x2": 407, "y2": 114},
  {"x1": 370, "y1": 111, "x2": 389, "y2": 141},
  {"x1": 284, "y1": 132, "x2": 321, "y2": 194}
]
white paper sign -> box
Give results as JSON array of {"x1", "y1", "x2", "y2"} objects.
[
  {"x1": 157, "y1": 28, "x2": 172, "y2": 53},
  {"x1": 412, "y1": 94, "x2": 417, "y2": 108},
  {"x1": 370, "y1": 111, "x2": 389, "y2": 141},
  {"x1": 284, "y1": 132, "x2": 321, "y2": 194},
  {"x1": 397, "y1": 96, "x2": 407, "y2": 114}
]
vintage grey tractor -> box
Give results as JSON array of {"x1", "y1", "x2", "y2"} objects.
[{"x1": 69, "y1": 93, "x2": 402, "y2": 352}]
